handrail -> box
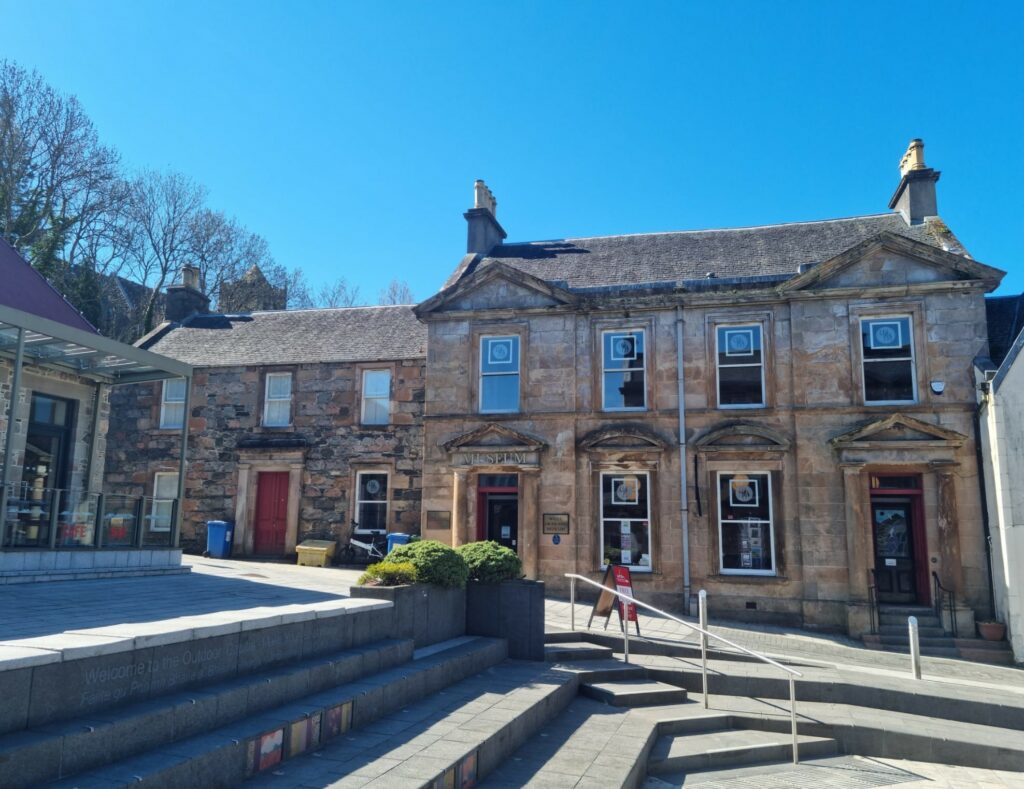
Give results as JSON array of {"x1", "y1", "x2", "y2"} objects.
[
  {"x1": 564, "y1": 573, "x2": 802, "y2": 764},
  {"x1": 932, "y1": 571, "x2": 957, "y2": 638}
]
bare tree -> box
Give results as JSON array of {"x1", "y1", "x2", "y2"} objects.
[
  {"x1": 378, "y1": 278, "x2": 415, "y2": 305},
  {"x1": 287, "y1": 268, "x2": 362, "y2": 309}
]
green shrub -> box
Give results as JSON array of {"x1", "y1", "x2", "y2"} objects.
[
  {"x1": 458, "y1": 541, "x2": 523, "y2": 583},
  {"x1": 382, "y1": 540, "x2": 468, "y2": 588},
  {"x1": 357, "y1": 561, "x2": 417, "y2": 587}
]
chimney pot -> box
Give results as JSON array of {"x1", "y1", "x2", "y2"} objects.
[
  {"x1": 464, "y1": 179, "x2": 506, "y2": 255},
  {"x1": 165, "y1": 263, "x2": 210, "y2": 322},
  {"x1": 889, "y1": 139, "x2": 940, "y2": 225}
]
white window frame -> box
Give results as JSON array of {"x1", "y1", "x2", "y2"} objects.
[
  {"x1": 150, "y1": 472, "x2": 179, "y2": 533},
  {"x1": 860, "y1": 316, "x2": 918, "y2": 406},
  {"x1": 598, "y1": 470, "x2": 653, "y2": 573},
  {"x1": 717, "y1": 470, "x2": 776, "y2": 577},
  {"x1": 354, "y1": 470, "x2": 389, "y2": 534},
  {"x1": 601, "y1": 328, "x2": 647, "y2": 411},
  {"x1": 361, "y1": 369, "x2": 392, "y2": 425},
  {"x1": 159, "y1": 378, "x2": 186, "y2": 429},
  {"x1": 479, "y1": 335, "x2": 520, "y2": 414},
  {"x1": 262, "y1": 372, "x2": 293, "y2": 427},
  {"x1": 715, "y1": 323, "x2": 766, "y2": 409}
]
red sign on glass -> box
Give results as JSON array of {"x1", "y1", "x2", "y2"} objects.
[{"x1": 612, "y1": 565, "x2": 638, "y2": 622}]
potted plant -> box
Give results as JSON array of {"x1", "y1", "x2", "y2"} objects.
[
  {"x1": 459, "y1": 541, "x2": 545, "y2": 661},
  {"x1": 350, "y1": 540, "x2": 468, "y2": 647},
  {"x1": 977, "y1": 620, "x2": 1006, "y2": 641}
]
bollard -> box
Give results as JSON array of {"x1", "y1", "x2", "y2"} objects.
[
  {"x1": 699, "y1": 589, "x2": 709, "y2": 708},
  {"x1": 908, "y1": 616, "x2": 922, "y2": 680}
]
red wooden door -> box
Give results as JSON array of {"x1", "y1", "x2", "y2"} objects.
[{"x1": 254, "y1": 472, "x2": 289, "y2": 555}]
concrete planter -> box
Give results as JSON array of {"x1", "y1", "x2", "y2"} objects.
[
  {"x1": 466, "y1": 580, "x2": 545, "y2": 661},
  {"x1": 350, "y1": 583, "x2": 466, "y2": 648}
]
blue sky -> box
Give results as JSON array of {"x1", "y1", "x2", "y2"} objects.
[{"x1": 2, "y1": 1, "x2": 1021, "y2": 299}]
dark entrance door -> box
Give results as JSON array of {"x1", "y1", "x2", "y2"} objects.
[
  {"x1": 871, "y1": 498, "x2": 917, "y2": 603},
  {"x1": 14, "y1": 394, "x2": 76, "y2": 547},
  {"x1": 254, "y1": 472, "x2": 289, "y2": 555},
  {"x1": 485, "y1": 494, "x2": 518, "y2": 551}
]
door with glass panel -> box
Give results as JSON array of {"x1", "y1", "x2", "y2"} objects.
[{"x1": 12, "y1": 394, "x2": 75, "y2": 547}]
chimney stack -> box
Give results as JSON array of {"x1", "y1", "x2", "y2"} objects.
[
  {"x1": 165, "y1": 263, "x2": 210, "y2": 322},
  {"x1": 888, "y1": 139, "x2": 940, "y2": 225},
  {"x1": 464, "y1": 179, "x2": 507, "y2": 255}
]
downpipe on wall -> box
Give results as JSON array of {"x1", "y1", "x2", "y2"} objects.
[{"x1": 676, "y1": 306, "x2": 691, "y2": 615}]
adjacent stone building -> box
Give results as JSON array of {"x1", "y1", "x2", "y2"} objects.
[
  {"x1": 104, "y1": 289, "x2": 426, "y2": 556},
  {"x1": 417, "y1": 143, "x2": 1004, "y2": 635}
]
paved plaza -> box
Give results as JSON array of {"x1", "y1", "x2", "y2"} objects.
[{"x1": 1, "y1": 556, "x2": 1021, "y2": 787}]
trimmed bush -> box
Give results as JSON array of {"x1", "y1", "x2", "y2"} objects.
[
  {"x1": 458, "y1": 541, "x2": 523, "y2": 584},
  {"x1": 383, "y1": 540, "x2": 468, "y2": 589},
  {"x1": 357, "y1": 561, "x2": 417, "y2": 587}
]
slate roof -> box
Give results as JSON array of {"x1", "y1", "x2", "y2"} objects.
[
  {"x1": 464, "y1": 213, "x2": 963, "y2": 291},
  {"x1": 986, "y1": 294, "x2": 1024, "y2": 368},
  {"x1": 0, "y1": 237, "x2": 98, "y2": 333},
  {"x1": 141, "y1": 305, "x2": 426, "y2": 367}
]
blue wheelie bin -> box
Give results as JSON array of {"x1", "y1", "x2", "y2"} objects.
[
  {"x1": 206, "y1": 520, "x2": 234, "y2": 558},
  {"x1": 386, "y1": 533, "x2": 411, "y2": 554}
]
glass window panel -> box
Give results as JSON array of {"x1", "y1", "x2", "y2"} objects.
[
  {"x1": 600, "y1": 471, "x2": 652, "y2": 570},
  {"x1": 603, "y1": 370, "x2": 646, "y2": 409},
  {"x1": 362, "y1": 397, "x2": 389, "y2": 425},
  {"x1": 718, "y1": 472, "x2": 775, "y2": 573},
  {"x1": 481, "y1": 375, "x2": 519, "y2": 412},
  {"x1": 717, "y1": 326, "x2": 762, "y2": 366},
  {"x1": 359, "y1": 473, "x2": 388, "y2": 502},
  {"x1": 264, "y1": 400, "x2": 290, "y2": 427},
  {"x1": 603, "y1": 331, "x2": 645, "y2": 371},
  {"x1": 164, "y1": 378, "x2": 186, "y2": 401},
  {"x1": 363, "y1": 370, "x2": 390, "y2": 397},
  {"x1": 863, "y1": 359, "x2": 915, "y2": 402},
  {"x1": 601, "y1": 473, "x2": 650, "y2": 520},
  {"x1": 267, "y1": 373, "x2": 292, "y2": 398},
  {"x1": 356, "y1": 472, "x2": 388, "y2": 531},
  {"x1": 479, "y1": 474, "x2": 519, "y2": 489},
  {"x1": 862, "y1": 318, "x2": 912, "y2": 360},
  {"x1": 718, "y1": 366, "x2": 764, "y2": 405},
  {"x1": 150, "y1": 472, "x2": 178, "y2": 533},
  {"x1": 871, "y1": 475, "x2": 920, "y2": 490}
]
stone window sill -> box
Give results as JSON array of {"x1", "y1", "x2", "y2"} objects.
[{"x1": 707, "y1": 573, "x2": 790, "y2": 584}]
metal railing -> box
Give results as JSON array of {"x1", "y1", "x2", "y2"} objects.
[
  {"x1": 932, "y1": 572, "x2": 957, "y2": 637},
  {"x1": 1, "y1": 484, "x2": 178, "y2": 550},
  {"x1": 867, "y1": 571, "x2": 879, "y2": 635},
  {"x1": 566, "y1": 573, "x2": 804, "y2": 764}
]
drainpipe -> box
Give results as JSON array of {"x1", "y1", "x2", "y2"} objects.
[
  {"x1": 676, "y1": 307, "x2": 691, "y2": 614},
  {"x1": 974, "y1": 381, "x2": 997, "y2": 619}
]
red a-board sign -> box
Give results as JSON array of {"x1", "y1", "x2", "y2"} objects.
[{"x1": 612, "y1": 565, "x2": 638, "y2": 622}]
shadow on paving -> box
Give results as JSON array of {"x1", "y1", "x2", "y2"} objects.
[{"x1": 0, "y1": 571, "x2": 346, "y2": 641}]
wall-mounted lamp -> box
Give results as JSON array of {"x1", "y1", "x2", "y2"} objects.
[{"x1": 930, "y1": 381, "x2": 945, "y2": 395}]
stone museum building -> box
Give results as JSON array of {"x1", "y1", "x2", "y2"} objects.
[
  {"x1": 106, "y1": 140, "x2": 1007, "y2": 635},
  {"x1": 104, "y1": 270, "x2": 426, "y2": 555}
]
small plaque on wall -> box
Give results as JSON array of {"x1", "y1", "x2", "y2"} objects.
[
  {"x1": 542, "y1": 513, "x2": 570, "y2": 534},
  {"x1": 426, "y1": 510, "x2": 451, "y2": 530}
]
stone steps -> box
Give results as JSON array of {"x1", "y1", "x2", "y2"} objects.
[
  {"x1": 0, "y1": 637, "x2": 414, "y2": 788},
  {"x1": 877, "y1": 623, "x2": 947, "y2": 637},
  {"x1": 544, "y1": 641, "x2": 614, "y2": 661},
  {"x1": 647, "y1": 727, "x2": 838, "y2": 775},
  {"x1": 861, "y1": 634, "x2": 1015, "y2": 664},
  {"x1": 52, "y1": 637, "x2": 510, "y2": 788},
  {"x1": 581, "y1": 678, "x2": 688, "y2": 707}
]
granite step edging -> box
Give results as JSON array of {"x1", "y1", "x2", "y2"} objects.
[{"x1": 53, "y1": 637, "x2": 510, "y2": 788}]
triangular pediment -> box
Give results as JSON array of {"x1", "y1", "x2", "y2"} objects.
[
  {"x1": 416, "y1": 262, "x2": 576, "y2": 315},
  {"x1": 694, "y1": 422, "x2": 791, "y2": 452},
  {"x1": 781, "y1": 232, "x2": 1003, "y2": 293},
  {"x1": 578, "y1": 424, "x2": 669, "y2": 451},
  {"x1": 442, "y1": 423, "x2": 547, "y2": 452},
  {"x1": 830, "y1": 413, "x2": 967, "y2": 448}
]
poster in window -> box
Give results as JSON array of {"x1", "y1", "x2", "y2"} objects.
[
  {"x1": 729, "y1": 477, "x2": 759, "y2": 507},
  {"x1": 611, "y1": 476, "x2": 640, "y2": 505},
  {"x1": 486, "y1": 337, "x2": 515, "y2": 366},
  {"x1": 724, "y1": 328, "x2": 755, "y2": 357},
  {"x1": 609, "y1": 333, "x2": 637, "y2": 361},
  {"x1": 869, "y1": 321, "x2": 902, "y2": 350}
]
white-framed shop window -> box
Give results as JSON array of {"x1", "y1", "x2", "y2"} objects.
[
  {"x1": 717, "y1": 471, "x2": 776, "y2": 575},
  {"x1": 355, "y1": 471, "x2": 388, "y2": 533},
  {"x1": 263, "y1": 372, "x2": 292, "y2": 427},
  {"x1": 860, "y1": 316, "x2": 917, "y2": 404},
  {"x1": 599, "y1": 471, "x2": 652, "y2": 572},
  {"x1": 716, "y1": 324, "x2": 765, "y2": 408},
  {"x1": 361, "y1": 369, "x2": 391, "y2": 425},
  {"x1": 159, "y1": 378, "x2": 186, "y2": 429},
  {"x1": 602, "y1": 329, "x2": 647, "y2": 410},
  {"x1": 150, "y1": 472, "x2": 179, "y2": 532},
  {"x1": 479, "y1": 335, "x2": 520, "y2": 413}
]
